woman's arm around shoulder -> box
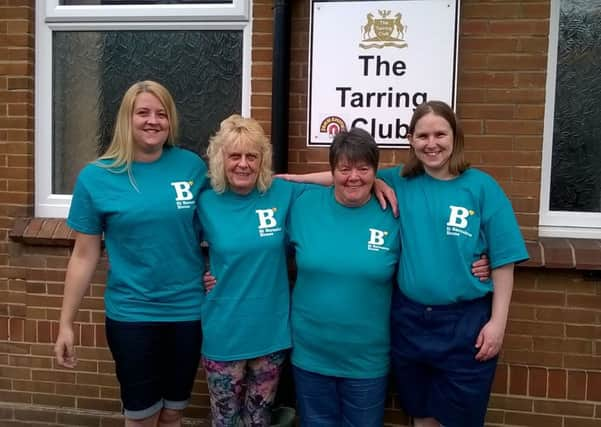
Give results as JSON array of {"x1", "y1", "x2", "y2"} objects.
[{"x1": 276, "y1": 171, "x2": 333, "y2": 186}]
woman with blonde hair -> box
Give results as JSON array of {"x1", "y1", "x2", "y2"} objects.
[
  {"x1": 55, "y1": 80, "x2": 207, "y2": 427},
  {"x1": 197, "y1": 114, "x2": 312, "y2": 427}
]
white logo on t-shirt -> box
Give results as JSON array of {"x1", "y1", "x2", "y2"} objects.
[
  {"x1": 367, "y1": 228, "x2": 390, "y2": 251},
  {"x1": 256, "y1": 208, "x2": 282, "y2": 237},
  {"x1": 446, "y1": 205, "x2": 473, "y2": 237},
  {"x1": 171, "y1": 181, "x2": 195, "y2": 209}
]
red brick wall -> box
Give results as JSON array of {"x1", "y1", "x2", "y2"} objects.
[
  {"x1": 1, "y1": 1, "x2": 601, "y2": 426},
  {"x1": 0, "y1": 0, "x2": 34, "y2": 220},
  {"x1": 490, "y1": 269, "x2": 601, "y2": 426},
  {"x1": 250, "y1": 0, "x2": 274, "y2": 134}
]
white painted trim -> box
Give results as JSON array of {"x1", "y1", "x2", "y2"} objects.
[
  {"x1": 37, "y1": 195, "x2": 74, "y2": 219},
  {"x1": 46, "y1": 20, "x2": 249, "y2": 30},
  {"x1": 540, "y1": 210, "x2": 601, "y2": 229},
  {"x1": 46, "y1": 0, "x2": 248, "y2": 22},
  {"x1": 35, "y1": 0, "x2": 65, "y2": 218},
  {"x1": 452, "y1": 0, "x2": 461, "y2": 110},
  {"x1": 538, "y1": 0, "x2": 601, "y2": 238},
  {"x1": 539, "y1": 225, "x2": 601, "y2": 239},
  {"x1": 35, "y1": 1, "x2": 251, "y2": 218},
  {"x1": 539, "y1": 0, "x2": 558, "y2": 231},
  {"x1": 240, "y1": 20, "x2": 252, "y2": 117}
]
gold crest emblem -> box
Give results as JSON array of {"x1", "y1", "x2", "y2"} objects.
[{"x1": 360, "y1": 9, "x2": 408, "y2": 49}]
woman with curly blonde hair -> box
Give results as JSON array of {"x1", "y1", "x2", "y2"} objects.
[{"x1": 198, "y1": 114, "x2": 308, "y2": 427}]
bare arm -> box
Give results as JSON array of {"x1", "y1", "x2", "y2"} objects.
[
  {"x1": 475, "y1": 263, "x2": 514, "y2": 361},
  {"x1": 54, "y1": 232, "x2": 102, "y2": 368},
  {"x1": 276, "y1": 171, "x2": 333, "y2": 186}
]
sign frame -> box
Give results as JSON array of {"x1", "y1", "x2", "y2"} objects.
[{"x1": 307, "y1": 0, "x2": 460, "y2": 148}]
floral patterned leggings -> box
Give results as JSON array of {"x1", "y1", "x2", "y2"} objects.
[{"x1": 203, "y1": 350, "x2": 287, "y2": 427}]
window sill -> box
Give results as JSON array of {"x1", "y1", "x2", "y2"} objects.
[
  {"x1": 9, "y1": 218, "x2": 76, "y2": 247},
  {"x1": 8, "y1": 218, "x2": 601, "y2": 270},
  {"x1": 522, "y1": 239, "x2": 601, "y2": 270}
]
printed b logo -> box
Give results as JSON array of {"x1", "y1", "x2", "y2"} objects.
[
  {"x1": 447, "y1": 205, "x2": 469, "y2": 229},
  {"x1": 170, "y1": 181, "x2": 194, "y2": 201},
  {"x1": 256, "y1": 209, "x2": 277, "y2": 229},
  {"x1": 368, "y1": 228, "x2": 386, "y2": 246}
]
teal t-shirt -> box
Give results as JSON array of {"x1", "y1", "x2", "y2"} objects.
[
  {"x1": 379, "y1": 166, "x2": 529, "y2": 305},
  {"x1": 67, "y1": 147, "x2": 207, "y2": 321},
  {"x1": 198, "y1": 179, "x2": 307, "y2": 361},
  {"x1": 288, "y1": 187, "x2": 400, "y2": 379}
]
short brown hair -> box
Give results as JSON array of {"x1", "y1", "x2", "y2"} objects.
[{"x1": 329, "y1": 127, "x2": 379, "y2": 172}]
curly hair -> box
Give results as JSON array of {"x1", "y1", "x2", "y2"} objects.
[{"x1": 206, "y1": 114, "x2": 273, "y2": 193}]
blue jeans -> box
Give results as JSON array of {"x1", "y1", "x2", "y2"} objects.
[{"x1": 293, "y1": 366, "x2": 387, "y2": 427}]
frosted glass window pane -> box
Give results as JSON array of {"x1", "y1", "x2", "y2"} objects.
[
  {"x1": 549, "y1": 0, "x2": 601, "y2": 212},
  {"x1": 52, "y1": 30, "x2": 242, "y2": 194}
]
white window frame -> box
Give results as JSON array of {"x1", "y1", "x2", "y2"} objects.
[
  {"x1": 46, "y1": 0, "x2": 248, "y2": 22},
  {"x1": 35, "y1": 0, "x2": 252, "y2": 218},
  {"x1": 539, "y1": 0, "x2": 601, "y2": 239}
]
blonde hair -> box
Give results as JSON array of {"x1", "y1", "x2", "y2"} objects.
[
  {"x1": 207, "y1": 114, "x2": 273, "y2": 193},
  {"x1": 96, "y1": 80, "x2": 179, "y2": 186},
  {"x1": 402, "y1": 100, "x2": 469, "y2": 178}
]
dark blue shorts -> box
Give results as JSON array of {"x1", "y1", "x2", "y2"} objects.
[
  {"x1": 105, "y1": 317, "x2": 202, "y2": 420},
  {"x1": 390, "y1": 288, "x2": 497, "y2": 427}
]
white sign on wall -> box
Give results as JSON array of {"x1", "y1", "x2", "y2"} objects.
[{"x1": 307, "y1": 0, "x2": 459, "y2": 148}]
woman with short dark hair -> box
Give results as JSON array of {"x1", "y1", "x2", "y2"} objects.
[{"x1": 288, "y1": 127, "x2": 400, "y2": 427}]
